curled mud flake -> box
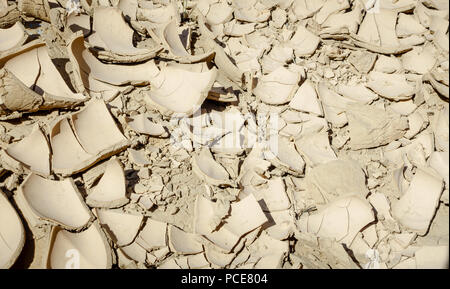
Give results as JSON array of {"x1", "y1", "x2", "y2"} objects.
[
  {"x1": 305, "y1": 159, "x2": 369, "y2": 205},
  {"x1": 346, "y1": 103, "x2": 409, "y2": 150},
  {"x1": 67, "y1": 33, "x2": 160, "y2": 87},
  {"x1": 367, "y1": 71, "x2": 417, "y2": 101},
  {"x1": 192, "y1": 148, "x2": 231, "y2": 186},
  {"x1": 87, "y1": 7, "x2": 162, "y2": 63},
  {"x1": 254, "y1": 67, "x2": 301, "y2": 105},
  {"x1": 168, "y1": 225, "x2": 203, "y2": 255},
  {"x1": 127, "y1": 113, "x2": 168, "y2": 137},
  {"x1": 86, "y1": 158, "x2": 128, "y2": 209},
  {"x1": 16, "y1": 173, "x2": 93, "y2": 230},
  {"x1": 145, "y1": 64, "x2": 217, "y2": 117},
  {"x1": 0, "y1": 22, "x2": 27, "y2": 53},
  {"x1": 0, "y1": 190, "x2": 25, "y2": 269},
  {"x1": 298, "y1": 195, "x2": 375, "y2": 246},
  {"x1": 392, "y1": 168, "x2": 444, "y2": 235},
  {"x1": 47, "y1": 222, "x2": 113, "y2": 269},
  {"x1": 4, "y1": 125, "x2": 50, "y2": 176},
  {"x1": 96, "y1": 208, "x2": 143, "y2": 247}
]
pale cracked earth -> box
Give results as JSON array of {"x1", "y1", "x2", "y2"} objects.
[{"x1": 0, "y1": 0, "x2": 448, "y2": 269}]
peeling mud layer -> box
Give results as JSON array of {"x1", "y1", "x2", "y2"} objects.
[{"x1": 0, "y1": 0, "x2": 448, "y2": 269}]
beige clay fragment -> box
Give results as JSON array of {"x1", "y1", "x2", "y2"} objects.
[
  {"x1": 298, "y1": 195, "x2": 375, "y2": 246},
  {"x1": 0, "y1": 190, "x2": 25, "y2": 269},
  {"x1": 0, "y1": 42, "x2": 87, "y2": 118},
  {"x1": 68, "y1": 33, "x2": 160, "y2": 87},
  {"x1": 86, "y1": 158, "x2": 128, "y2": 209},
  {"x1": 336, "y1": 83, "x2": 378, "y2": 104},
  {"x1": 17, "y1": 173, "x2": 92, "y2": 230},
  {"x1": 267, "y1": 136, "x2": 305, "y2": 176},
  {"x1": 194, "y1": 194, "x2": 241, "y2": 252},
  {"x1": 287, "y1": 24, "x2": 320, "y2": 57},
  {"x1": 161, "y1": 20, "x2": 214, "y2": 63},
  {"x1": 254, "y1": 67, "x2": 301, "y2": 105},
  {"x1": 0, "y1": 22, "x2": 27, "y2": 53},
  {"x1": 305, "y1": 159, "x2": 369, "y2": 205},
  {"x1": 192, "y1": 148, "x2": 231, "y2": 186},
  {"x1": 0, "y1": 1, "x2": 20, "y2": 29},
  {"x1": 3, "y1": 125, "x2": 50, "y2": 176},
  {"x1": 317, "y1": 82, "x2": 352, "y2": 127},
  {"x1": 145, "y1": 64, "x2": 217, "y2": 117},
  {"x1": 346, "y1": 103, "x2": 409, "y2": 150},
  {"x1": 96, "y1": 209, "x2": 143, "y2": 247},
  {"x1": 71, "y1": 99, "x2": 129, "y2": 156},
  {"x1": 127, "y1": 113, "x2": 168, "y2": 137},
  {"x1": 392, "y1": 168, "x2": 444, "y2": 235},
  {"x1": 87, "y1": 7, "x2": 162, "y2": 63},
  {"x1": 168, "y1": 225, "x2": 203, "y2": 255},
  {"x1": 353, "y1": 9, "x2": 412, "y2": 54},
  {"x1": 136, "y1": 218, "x2": 167, "y2": 252},
  {"x1": 289, "y1": 80, "x2": 323, "y2": 115},
  {"x1": 367, "y1": 71, "x2": 417, "y2": 101},
  {"x1": 51, "y1": 99, "x2": 129, "y2": 176},
  {"x1": 47, "y1": 222, "x2": 112, "y2": 269},
  {"x1": 295, "y1": 131, "x2": 337, "y2": 167}
]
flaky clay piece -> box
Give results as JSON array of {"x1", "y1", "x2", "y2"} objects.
[
  {"x1": 17, "y1": 173, "x2": 93, "y2": 230},
  {"x1": 51, "y1": 99, "x2": 129, "y2": 176},
  {"x1": 47, "y1": 222, "x2": 113, "y2": 269},
  {"x1": 0, "y1": 22, "x2": 27, "y2": 53},
  {"x1": 0, "y1": 190, "x2": 25, "y2": 269},
  {"x1": 145, "y1": 64, "x2": 217, "y2": 117},
  {"x1": 3, "y1": 125, "x2": 50, "y2": 176},
  {"x1": 87, "y1": 6, "x2": 163, "y2": 63},
  {"x1": 86, "y1": 158, "x2": 129, "y2": 209}
]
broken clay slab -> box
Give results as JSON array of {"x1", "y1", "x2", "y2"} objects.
[
  {"x1": 392, "y1": 168, "x2": 444, "y2": 235},
  {"x1": 51, "y1": 99, "x2": 129, "y2": 176},
  {"x1": 367, "y1": 71, "x2": 418, "y2": 101},
  {"x1": 346, "y1": 103, "x2": 409, "y2": 150},
  {"x1": 287, "y1": 24, "x2": 321, "y2": 57},
  {"x1": 136, "y1": 218, "x2": 167, "y2": 252},
  {"x1": 160, "y1": 20, "x2": 214, "y2": 63},
  {"x1": 298, "y1": 195, "x2": 375, "y2": 246},
  {"x1": 305, "y1": 159, "x2": 369, "y2": 205},
  {"x1": 351, "y1": 9, "x2": 413, "y2": 54},
  {"x1": 0, "y1": 42, "x2": 87, "y2": 119},
  {"x1": 0, "y1": 190, "x2": 25, "y2": 269},
  {"x1": 16, "y1": 173, "x2": 93, "y2": 230},
  {"x1": 253, "y1": 67, "x2": 301, "y2": 105},
  {"x1": 86, "y1": 158, "x2": 129, "y2": 209},
  {"x1": 0, "y1": 22, "x2": 27, "y2": 53},
  {"x1": 2, "y1": 124, "x2": 50, "y2": 176},
  {"x1": 127, "y1": 113, "x2": 168, "y2": 138},
  {"x1": 192, "y1": 148, "x2": 231, "y2": 186},
  {"x1": 288, "y1": 80, "x2": 323, "y2": 116},
  {"x1": 67, "y1": 32, "x2": 160, "y2": 88},
  {"x1": 294, "y1": 131, "x2": 337, "y2": 167},
  {"x1": 47, "y1": 222, "x2": 113, "y2": 269},
  {"x1": 96, "y1": 208, "x2": 143, "y2": 247},
  {"x1": 168, "y1": 225, "x2": 203, "y2": 255},
  {"x1": 87, "y1": 7, "x2": 163, "y2": 63},
  {"x1": 266, "y1": 136, "x2": 306, "y2": 177},
  {"x1": 145, "y1": 63, "x2": 218, "y2": 117}
]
